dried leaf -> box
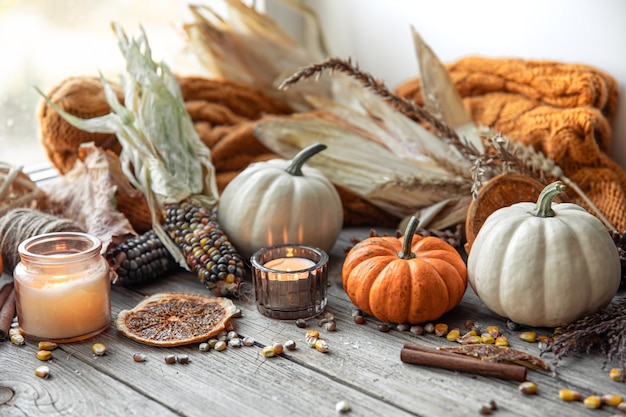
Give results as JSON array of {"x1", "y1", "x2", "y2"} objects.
[
  {"x1": 44, "y1": 143, "x2": 137, "y2": 251},
  {"x1": 439, "y1": 344, "x2": 552, "y2": 372}
]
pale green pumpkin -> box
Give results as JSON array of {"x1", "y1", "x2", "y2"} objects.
[{"x1": 468, "y1": 181, "x2": 620, "y2": 327}]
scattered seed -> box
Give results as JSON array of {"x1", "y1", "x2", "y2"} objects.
[
  {"x1": 424, "y1": 323, "x2": 435, "y2": 333},
  {"x1": 295, "y1": 318, "x2": 308, "y2": 328},
  {"x1": 306, "y1": 330, "x2": 320, "y2": 340},
  {"x1": 609, "y1": 368, "x2": 625, "y2": 382},
  {"x1": 335, "y1": 400, "x2": 351, "y2": 413},
  {"x1": 133, "y1": 353, "x2": 147, "y2": 362},
  {"x1": 228, "y1": 338, "x2": 242, "y2": 348},
  {"x1": 517, "y1": 332, "x2": 537, "y2": 343},
  {"x1": 396, "y1": 323, "x2": 410, "y2": 332},
  {"x1": 409, "y1": 325, "x2": 424, "y2": 335},
  {"x1": 91, "y1": 343, "x2": 107, "y2": 356},
  {"x1": 434, "y1": 323, "x2": 448, "y2": 337},
  {"x1": 323, "y1": 312, "x2": 335, "y2": 321},
  {"x1": 208, "y1": 338, "x2": 219, "y2": 349},
  {"x1": 559, "y1": 389, "x2": 582, "y2": 401},
  {"x1": 10, "y1": 334, "x2": 24, "y2": 346},
  {"x1": 214, "y1": 341, "x2": 227, "y2": 352},
  {"x1": 480, "y1": 333, "x2": 495, "y2": 344},
  {"x1": 232, "y1": 308, "x2": 243, "y2": 318},
  {"x1": 38, "y1": 341, "x2": 58, "y2": 351},
  {"x1": 351, "y1": 309, "x2": 362, "y2": 317},
  {"x1": 478, "y1": 404, "x2": 492, "y2": 415},
  {"x1": 199, "y1": 342, "x2": 210, "y2": 352},
  {"x1": 322, "y1": 321, "x2": 337, "y2": 332},
  {"x1": 377, "y1": 323, "x2": 390, "y2": 333},
  {"x1": 488, "y1": 400, "x2": 497, "y2": 410},
  {"x1": 314, "y1": 339, "x2": 329, "y2": 353},
  {"x1": 242, "y1": 336, "x2": 255, "y2": 347},
  {"x1": 177, "y1": 354, "x2": 189, "y2": 364},
  {"x1": 227, "y1": 331, "x2": 239, "y2": 340},
  {"x1": 518, "y1": 381, "x2": 537, "y2": 395},
  {"x1": 353, "y1": 315, "x2": 365, "y2": 325},
  {"x1": 618, "y1": 402, "x2": 626, "y2": 412},
  {"x1": 8, "y1": 328, "x2": 20, "y2": 337},
  {"x1": 446, "y1": 328, "x2": 461, "y2": 342},
  {"x1": 261, "y1": 346, "x2": 276, "y2": 358},
  {"x1": 307, "y1": 337, "x2": 318, "y2": 348},
  {"x1": 272, "y1": 343, "x2": 284, "y2": 355},
  {"x1": 583, "y1": 395, "x2": 602, "y2": 409},
  {"x1": 35, "y1": 350, "x2": 53, "y2": 361},
  {"x1": 601, "y1": 394, "x2": 623, "y2": 406},
  {"x1": 495, "y1": 336, "x2": 509, "y2": 347},
  {"x1": 164, "y1": 354, "x2": 177, "y2": 364},
  {"x1": 485, "y1": 326, "x2": 500, "y2": 338},
  {"x1": 464, "y1": 320, "x2": 475, "y2": 330},
  {"x1": 284, "y1": 340, "x2": 296, "y2": 351},
  {"x1": 34, "y1": 365, "x2": 50, "y2": 379}
]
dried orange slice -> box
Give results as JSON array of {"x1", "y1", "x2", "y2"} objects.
[
  {"x1": 115, "y1": 292, "x2": 237, "y2": 347},
  {"x1": 465, "y1": 173, "x2": 565, "y2": 254}
]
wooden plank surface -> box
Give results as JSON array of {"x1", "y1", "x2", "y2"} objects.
[{"x1": 1, "y1": 227, "x2": 624, "y2": 417}]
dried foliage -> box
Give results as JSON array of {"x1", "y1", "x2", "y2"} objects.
[
  {"x1": 546, "y1": 297, "x2": 626, "y2": 371},
  {"x1": 439, "y1": 344, "x2": 552, "y2": 372}
]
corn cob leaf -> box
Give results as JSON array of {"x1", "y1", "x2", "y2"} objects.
[
  {"x1": 411, "y1": 27, "x2": 484, "y2": 154},
  {"x1": 183, "y1": 1, "x2": 332, "y2": 111},
  {"x1": 37, "y1": 23, "x2": 220, "y2": 269}
]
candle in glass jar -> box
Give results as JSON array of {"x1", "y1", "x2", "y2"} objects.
[
  {"x1": 14, "y1": 232, "x2": 111, "y2": 342},
  {"x1": 263, "y1": 257, "x2": 316, "y2": 280}
]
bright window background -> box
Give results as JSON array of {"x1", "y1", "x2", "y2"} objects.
[{"x1": 2, "y1": 0, "x2": 626, "y2": 172}]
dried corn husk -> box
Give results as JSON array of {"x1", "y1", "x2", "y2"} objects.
[
  {"x1": 183, "y1": 1, "x2": 332, "y2": 111},
  {"x1": 0, "y1": 163, "x2": 46, "y2": 218}
]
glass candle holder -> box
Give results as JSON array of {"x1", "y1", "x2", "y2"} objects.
[
  {"x1": 13, "y1": 232, "x2": 111, "y2": 342},
  {"x1": 250, "y1": 244, "x2": 328, "y2": 320}
]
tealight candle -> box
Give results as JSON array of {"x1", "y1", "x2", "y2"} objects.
[
  {"x1": 13, "y1": 232, "x2": 111, "y2": 342},
  {"x1": 251, "y1": 245, "x2": 328, "y2": 320}
]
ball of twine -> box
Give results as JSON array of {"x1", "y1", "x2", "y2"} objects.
[{"x1": 0, "y1": 208, "x2": 84, "y2": 274}]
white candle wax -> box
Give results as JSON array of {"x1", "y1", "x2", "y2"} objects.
[
  {"x1": 263, "y1": 257, "x2": 316, "y2": 281},
  {"x1": 15, "y1": 269, "x2": 111, "y2": 340}
]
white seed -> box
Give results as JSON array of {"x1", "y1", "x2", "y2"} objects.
[
  {"x1": 133, "y1": 353, "x2": 147, "y2": 362},
  {"x1": 242, "y1": 336, "x2": 255, "y2": 346},
  {"x1": 34, "y1": 365, "x2": 50, "y2": 378},
  {"x1": 199, "y1": 342, "x2": 210, "y2": 352},
  {"x1": 284, "y1": 340, "x2": 296, "y2": 351},
  {"x1": 228, "y1": 338, "x2": 242, "y2": 348},
  {"x1": 335, "y1": 400, "x2": 351, "y2": 413},
  {"x1": 214, "y1": 341, "x2": 227, "y2": 351}
]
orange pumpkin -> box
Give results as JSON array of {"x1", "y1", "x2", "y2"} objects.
[{"x1": 342, "y1": 216, "x2": 467, "y2": 324}]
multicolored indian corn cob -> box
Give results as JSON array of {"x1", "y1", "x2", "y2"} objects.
[
  {"x1": 105, "y1": 230, "x2": 176, "y2": 286},
  {"x1": 162, "y1": 199, "x2": 246, "y2": 297}
]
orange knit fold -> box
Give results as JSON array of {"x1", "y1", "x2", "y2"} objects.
[{"x1": 397, "y1": 56, "x2": 626, "y2": 231}]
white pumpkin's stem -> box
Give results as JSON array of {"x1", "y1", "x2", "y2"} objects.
[
  {"x1": 285, "y1": 142, "x2": 327, "y2": 176},
  {"x1": 398, "y1": 216, "x2": 419, "y2": 260},
  {"x1": 559, "y1": 175, "x2": 616, "y2": 231},
  {"x1": 531, "y1": 181, "x2": 566, "y2": 218}
]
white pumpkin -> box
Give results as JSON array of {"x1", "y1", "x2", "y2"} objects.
[
  {"x1": 217, "y1": 143, "x2": 343, "y2": 258},
  {"x1": 467, "y1": 181, "x2": 621, "y2": 327}
]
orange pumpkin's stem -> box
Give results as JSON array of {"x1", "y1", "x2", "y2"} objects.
[
  {"x1": 397, "y1": 216, "x2": 419, "y2": 260},
  {"x1": 530, "y1": 181, "x2": 566, "y2": 218},
  {"x1": 284, "y1": 142, "x2": 327, "y2": 176}
]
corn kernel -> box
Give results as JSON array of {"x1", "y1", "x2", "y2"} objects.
[
  {"x1": 601, "y1": 394, "x2": 623, "y2": 406},
  {"x1": 305, "y1": 329, "x2": 320, "y2": 340},
  {"x1": 424, "y1": 323, "x2": 435, "y2": 333},
  {"x1": 485, "y1": 326, "x2": 500, "y2": 337},
  {"x1": 517, "y1": 331, "x2": 537, "y2": 343},
  {"x1": 446, "y1": 328, "x2": 460, "y2": 342},
  {"x1": 518, "y1": 381, "x2": 537, "y2": 395},
  {"x1": 618, "y1": 402, "x2": 626, "y2": 412},
  {"x1": 480, "y1": 333, "x2": 495, "y2": 344},
  {"x1": 91, "y1": 343, "x2": 106, "y2": 356},
  {"x1": 461, "y1": 334, "x2": 482, "y2": 345},
  {"x1": 559, "y1": 389, "x2": 582, "y2": 401},
  {"x1": 314, "y1": 339, "x2": 329, "y2": 353},
  {"x1": 272, "y1": 343, "x2": 284, "y2": 355},
  {"x1": 38, "y1": 341, "x2": 58, "y2": 351},
  {"x1": 261, "y1": 346, "x2": 276, "y2": 358},
  {"x1": 34, "y1": 365, "x2": 50, "y2": 378},
  {"x1": 583, "y1": 395, "x2": 602, "y2": 409},
  {"x1": 609, "y1": 368, "x2": 625, "y2": 382},
  {"x1": 495, "y1": 336, "x2": 509, "y2": 346},
  {"x1": 35, "y1": 350, "x2": 53, "y2": 361},
  {"x1": 10, "y1": 334, "x2": 24, "y2": 346},
  {"x1": 434, "y1": 323, "x2": 448, "y2": 337}
]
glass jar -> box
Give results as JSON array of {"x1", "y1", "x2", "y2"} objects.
[
  {"x1": 250, "y1": 244, "x2": 328, "y2": 320},
  {"x1": 14, "y1": 232, "x2": 111, "y2": 342}
]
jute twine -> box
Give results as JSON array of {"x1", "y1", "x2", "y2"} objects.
[{"x1": 0, "y1": 208, "x2": 84, "y2": 274}]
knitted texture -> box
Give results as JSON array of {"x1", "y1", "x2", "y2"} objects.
[
  {"x1": 38, "y1": 76, "x2": 396, "y2": 228},
  {"x1": 397, "y1": 56, "x2": 626, "y2": 231}
]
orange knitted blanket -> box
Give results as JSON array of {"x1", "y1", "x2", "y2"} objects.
[{"x1": 397, "y1": 56, "x2": 626, "y2": 231}]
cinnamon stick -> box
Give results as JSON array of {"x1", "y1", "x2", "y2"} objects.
[
  {"x1": 401, "y1": 343, "x2": 527, "y2": 382},
  {"x1": 0, "y1": 285, "x2": 16, "y2": 341},
  {"x1": 0, "y1": 283, "x2": 12, "y2": 308}
]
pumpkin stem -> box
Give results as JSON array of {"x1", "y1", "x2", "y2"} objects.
[
  {"x1": 284, "y1": 142, "x2": 327, "y2": 176},
  {"x1": 530, "y1": 181, "x2": 566, "y2": 218},
  {"x1": 397, "y1": 216, "x2": 419, "y2": 260}
]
